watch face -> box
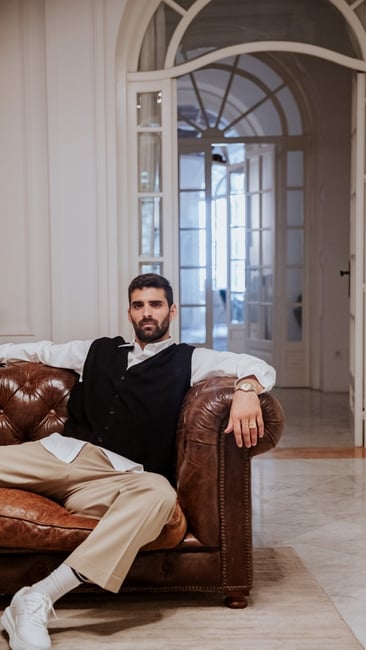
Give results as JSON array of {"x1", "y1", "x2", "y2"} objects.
[
  {"x1": 241, "y1": 383, "x2": 253, "y2": 391},
  {"x1": 236, "y1": 381, "x2": 256, "y2": 392}
]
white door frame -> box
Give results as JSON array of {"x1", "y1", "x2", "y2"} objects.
[{"x1": 350, "y1": 72, "x2": 366, "y2": 446}]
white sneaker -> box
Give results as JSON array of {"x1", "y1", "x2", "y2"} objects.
[{"x1": 1, "y1": 586, "x2": 54, "y2": 650}]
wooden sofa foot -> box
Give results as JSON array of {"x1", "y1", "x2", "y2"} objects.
[{"x1": 223, "y1": 594, "x2": 249, "y2": 609}]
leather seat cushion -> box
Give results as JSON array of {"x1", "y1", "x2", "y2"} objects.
[{"x1": 0, "y1": 487, "x2": 187, "y2": 553}]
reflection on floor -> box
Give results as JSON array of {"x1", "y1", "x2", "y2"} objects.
[
  {"x1": 273, "y1": 387, "x2": 354, "y2": 447},
  {"x1": 253, "y1": 388, "x2": 366, "y2": 648}
]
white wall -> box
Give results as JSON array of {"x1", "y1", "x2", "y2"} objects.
[
  {"x1": 0, "y1": 0, "x2": 129, "y2": 344},
  {"x1": 0, "y1": 0, "x2": 51, "y2": 340}
]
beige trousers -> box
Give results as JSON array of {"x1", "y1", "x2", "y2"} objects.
[{"x1": 0, "y1": 441, "x2": 177, "y2": 592}]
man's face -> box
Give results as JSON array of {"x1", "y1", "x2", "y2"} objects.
[{"x1": 128, "y1": 287, "x2": 177, "y2": 347}]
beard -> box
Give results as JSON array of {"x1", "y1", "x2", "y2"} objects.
[{"x1": 131, "y1": 314, "x2": 171, "y2": 344}]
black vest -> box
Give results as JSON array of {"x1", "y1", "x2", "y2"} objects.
[{"x1": 63, "y1": 337, "x2": 194, "y2": 483}]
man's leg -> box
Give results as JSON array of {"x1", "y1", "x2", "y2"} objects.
[
  {"x1": 0, "y1": 441, "x2": 79, "y2": 650},
  {"x1": 0, "y1": 442, "x2": 176, "y2": 591},
  {"x1": 62, "y1": 447, "x2": 177, "y2": 592},
  {"x1": 0, "y1": 439, "x2": 70, "y2": 496},
  {"x1": 0, "y1": 442, "x2": 177, "y2": 649}
]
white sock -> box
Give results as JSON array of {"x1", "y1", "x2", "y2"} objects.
[{"x1": 29, "y1": 564, "x2": 82, "y2": 604}]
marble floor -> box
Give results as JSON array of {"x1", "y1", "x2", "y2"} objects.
[{"x1": 253, "y1": 388, "x2": 366, "y2": 648}]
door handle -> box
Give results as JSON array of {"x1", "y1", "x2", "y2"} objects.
[{"x1": 339, "y1": 263, "x2": 350, "y2": 297}]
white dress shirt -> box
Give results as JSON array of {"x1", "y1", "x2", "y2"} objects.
[{"x1": 0, "y1": 339, "x2": 276, "y2": 470}]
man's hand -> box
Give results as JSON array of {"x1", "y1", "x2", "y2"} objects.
[{"x1": 224, "y1": 390, "x2": 264, "y2": 448}]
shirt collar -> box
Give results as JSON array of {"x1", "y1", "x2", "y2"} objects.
[{"x1": 119, "y1": 337, "x2": 174, "y2": 355}]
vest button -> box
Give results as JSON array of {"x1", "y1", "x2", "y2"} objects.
[
  {"x1": 104, "y1": 425, "x2": 109, "y2": 431},
  {"x1": 97, "y1": 436, "x2": 103, "y2": 443},
  {"x1": 109, "y1": 410, "x2": 115, "y2": 416}
]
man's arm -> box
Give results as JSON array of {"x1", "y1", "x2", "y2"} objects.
[
  {"x1": 224, "y1": 375, "x2": 265, "y2": 448},
  {"x1": 0, "y1": 340, "x2": 92, "y2": 376},
  {"x1": 191, "y1": 348, "x2": 276, "y2": 449},
  {"x1": 191, "y1": 347, "x2": 275, "y2": 391}
]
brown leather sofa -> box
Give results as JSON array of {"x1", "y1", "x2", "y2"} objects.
[{"x1": 0, "y1": 361, "x2": 284, "y2": 607}]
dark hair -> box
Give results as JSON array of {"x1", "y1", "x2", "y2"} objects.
[{"x1": 128, "y1": 273, "x2": 174, "y2": 307}]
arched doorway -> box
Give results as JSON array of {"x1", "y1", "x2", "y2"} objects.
[
  {"x1": 117, "y1": 0, "x2": 366, "y2": 444},
  {"x1": 176, "y1": 52, "x2": 308, "y2": 386}
]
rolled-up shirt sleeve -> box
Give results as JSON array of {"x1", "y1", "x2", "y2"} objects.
[
  {"x1": 191, "y1": 347, "x2": 276, "y2": 392},
  {"x1": 0, "y1": 340, "x2": 92, "y2": 377}
]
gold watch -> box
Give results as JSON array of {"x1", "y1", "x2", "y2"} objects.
[{"x1": 234, "y1": 381, "x2": 257, "y2": 394}]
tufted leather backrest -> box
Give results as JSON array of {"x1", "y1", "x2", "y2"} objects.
[
  {"x1": 0, "y1": 361, "x2": 188, "y2": 553},
  {"x1": 0, "y1": 362, "x2": 78, "y2": 445}
]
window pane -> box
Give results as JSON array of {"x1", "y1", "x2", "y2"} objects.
[
  {"x1": 231, "y1": 194, "x2": 245, "y2": 226},
  {"x1": 180, "y1": 268, "x2": 206, "y2": 304},
  {"x1": 231, "y1": 227, "x2": 245, "y2": 259},
  {"x1": 262, "y1": 230, "x2": 273, "y2": 266},
  {"x1": 180, "y1": 191, "x2": 206, "y2": 227},
  {"x1": 138, "y1": 133, "x2": 161, "y2": 192},
  {"x1": 262, "y1": 273, "x2": 273, "y2": 301},
  {"x1": 181, "y1": 306, "x2": 206, "y2": 343},
  {"x1": 287, "y1": 190, "x2": 304, "y2": 226},
  {"x1": 139, "y1": 262, "x2": 162, "y2": 274},
  {"x1": 139, "y1": 198, "x2": 161, "y2": 256},
  {"x1": 212, "y1": 161, "x2": 227, "y2": 196},
  {"x1": 137, "y1": 92, "x2": 162, "y2": 127},
  {"x1": 253, "y1": 100, "x2": 281, "y2": 136},
  {"x1": 230, "y1": 292, "x2": 244, "y2": 323},
  {"x1": 287, "y1": 151, "x2": 304, "y2": 185},
  {"x1": 262, "y1": 191, "x2": 273, "y2": 228},
  {"x1": 288, "y1": 303, "x2": 302, "y2": 341},
  {"x1": 230, "y1": 169, "x2": 244, "y2": 192},
  {"x1": 248, "y1": 158, "x2": 259, "y2": 192},
  {"x1": 230, "y1": 261, "x2": 245, "y2": 292},
  {"x1": 248, "y1": 304, "x2": 259, "y2": 337},
  {"x1": 248, "y1": 230, "x2": 260, "y2": 266},
  {"x1": 180, "y1": 229, "x2": 206, "y2": 266},
  {"x1": 249, "y1": 193, "x2": 260, "y2": 229},
  {"x1": 287, "y1": 229, "x2": 303, "y2": 265},
  {"x1": 179, "y1": 153, "x2": 205, "y2": 190},
  {"x1": 276, "y1": 87, "x2": 302, "y2": 135},
  {"x1": 248, "y1": 269, "x2": 260, "y2": 302},
  {"x1": 287, "y1": 268, "x2": 302, "y2": 302},
  {"x1": 179, "y1": 0, "x2": 355, "y2": 62}
]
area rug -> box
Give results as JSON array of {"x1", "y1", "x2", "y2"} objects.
[{"x1": 0, "y1": 548, "x2": 361, "y2": 649}]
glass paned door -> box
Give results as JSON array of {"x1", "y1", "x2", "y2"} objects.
[
  {"x1": 179, "y1": 142, "x2": 247, "y2": 350},
  {"x1": 244, "y1": 145, "x2": 275, "y2": 365},
  {"x1": 225, "y1": 154, "x2": 246, "y2": 352},
  {"x1": 179, "y1": 150, "x2": 209, "y2": 345}
]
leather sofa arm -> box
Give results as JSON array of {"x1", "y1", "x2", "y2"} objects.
[{"x1": 175, "y1": 376, "x2": 284, "y2": 547}]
